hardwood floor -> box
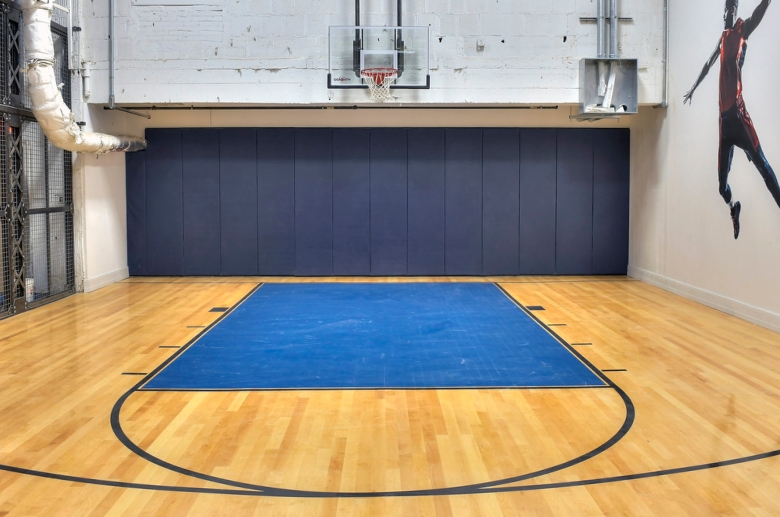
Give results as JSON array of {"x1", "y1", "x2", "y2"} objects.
[{"x1": 1, "y1": 277, "x2": 779, "y2": 515}]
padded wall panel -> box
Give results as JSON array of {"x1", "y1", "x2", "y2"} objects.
[
  {"x1": 125, "y1": 150, "x2": 147, "y2": 276},
  {"x1": 370, "y1": 129, "x2": 408, "y2": 275},
  {"x1": 220, "y1": 128, "x2": 258, "y2": 275},
  {"x1": 295, "y1": 129, "x2": 333, "y2": 275},
  {"x1": 556, "y1": 129, "x2": 594, "y2": 275},
  {"x1": 145, "y1": 129, "x2": 183, "y2": 275},
  {"x1": 407, "y1": 128, "x2": 446, "y2": 275},
  {"x1": 130, "y1": 127, "x2": 629, "y2": 277},
  {"x1": 519, "y1": 129, "x2": 557, "y2": 274},
  {"x1": 257, "y1": 128, "x2": 296, "y2": 275},
  {"x1": 593, "y1": 129, "x2": 630, "y2": 274},
  {"x1": 483, "y1": 129, "x2": 520, "y2": 275},
  {"x1": 333, "y1": 129, "x2": 371, "y2": 275},
  {"x1": 445, "y1": 128, "x2": 483, "y2": 275},
  {"x1": 182, "y1": 129, "x2": 221, "y2": 275}
]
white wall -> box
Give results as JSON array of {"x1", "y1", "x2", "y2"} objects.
[
  {"x1": 77, "y1": 105, "x2": 145, "y2": 292},
  {"x1": 629, "y1": 0, "x2": 780, "y2": 331},
  {"x1": 79, "y1": 0, "x2": 666, "y2": 106}
]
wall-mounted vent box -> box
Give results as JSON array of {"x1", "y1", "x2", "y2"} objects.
[{"x1": 579, "y1": 58, "x2": 638, "y2": 117}]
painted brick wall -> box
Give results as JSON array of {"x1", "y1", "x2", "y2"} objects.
[{"x1": 80, "y1": 0, "x2": 665, "y2": 105}]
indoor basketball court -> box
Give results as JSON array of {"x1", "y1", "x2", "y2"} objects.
[{"x1": 1, "y1": 0, "x2": 780, "y2": 515}]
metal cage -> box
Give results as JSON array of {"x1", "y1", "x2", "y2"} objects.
[{"x1": 1, "y1": 0, "x2": 74, "y2": 319}]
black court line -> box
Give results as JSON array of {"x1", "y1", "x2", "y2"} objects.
[
  {"x1": 122, "y1": 372, "x2": 147, "y2": 376},
  {"x1": 106, "y1": 282, "x2": 634, "y2": 498},
  {"x1": 547, "y1": 324, "x2": 566, "y2": 327},
  {"x1": 602, "y1": 369, "x2": 627, "y2": 372},
  {"x1": 4, "y1": 449, "x2": 780, "y2": 498},
  {"x1": 2, "y1": 282, "x2": 780, "y2": 497},
  {"x1": 0, "y1": 463, "x2": 261, "y2": 495},
  {"x1": 526, "y1": 306, "x2": 545, "y2": 311},
  {"x1": 571, "y1": 343, "x2": 593, "y2": 346},
  {"x1": 209, "y1": 307, "x2": 229, "y2": 313}
]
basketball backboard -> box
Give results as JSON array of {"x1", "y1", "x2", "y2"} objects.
[{"x1": 328, "y1": 26, "x2": 430, "y2": 89}]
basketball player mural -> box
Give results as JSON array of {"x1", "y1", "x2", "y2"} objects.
[{"x1": 684, "y1": 0, "x2": 780, "y2": 239}]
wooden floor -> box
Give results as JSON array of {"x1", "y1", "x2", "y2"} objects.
[{"x1": 1, "y1": 276, "x2": 780, "y2": 516}]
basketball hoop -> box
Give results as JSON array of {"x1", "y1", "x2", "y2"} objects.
[{"x1": 361, "y1": 67, "x2": 398, "y2": 102}]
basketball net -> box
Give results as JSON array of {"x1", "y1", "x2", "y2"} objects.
[{"x1": 361, "y1": 68, "x2": 398, "y2": 102}]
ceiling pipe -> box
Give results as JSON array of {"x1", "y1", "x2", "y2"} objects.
[
  {"x1": 655, "y1": 0, "x2": 669, "y2": 108},
  {"x1": 396, "y1": 0, "x2": 404, "y2": 76},
  {"x1": 353, "y1": 0, "x2": 361, "y2": 76},
  {"x1": 597, "y1": 0, "x2": 606, "y2": 58},
  {"x1": 22, "y1": 0, "x2": 146, "y2": 153},
  {"x1": 609, "y1": 0, "x2": 618, "y2": 58}
]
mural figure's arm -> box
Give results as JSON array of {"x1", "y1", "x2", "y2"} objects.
[
  {"x1": 745, "y1": 0, "x2": 772, "y2": 38},
  {"x1": 683, "y1": 41, "x2": 721, "y2": 105}
]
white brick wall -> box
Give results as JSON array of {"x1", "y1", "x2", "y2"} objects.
[{"x1": 81, "y1": 0, "x2": 665, "y2": 105}]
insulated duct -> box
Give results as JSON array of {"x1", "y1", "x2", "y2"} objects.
[{"x1": 22, "y1": 0, "x2": 146, "y2": 153}]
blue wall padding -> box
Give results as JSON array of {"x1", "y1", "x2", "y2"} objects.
[
  {"x1": 220, "y1": 128, "x2": 258, "y2": 275},
  {"x1": 127, "y1": 128, "x2": 630, "y2": 276},
  {"x1": 593, "y1": 129, "x2": 631, "y2": 275},
  {"x1": 333, "y1": 129, "x2": 371, "y2": 275},
  {"x1": 370, "y1": 129, "x2": 408, "y2": 275},
  {"x1": 295, "y1": 129, "x2": 333, "y2": 275},
  {"x1": 407, "y1": 128, "x2": 446, "y2": 275},
  {"x1": 483, "y1": 129, "x2": 520, "y2": 275},
  {"x1": 556, "y1": 129, "x2": 594, "y2": 275},
  {"x1": 145, "y1": 129, "x2": 183, "y2": 275},
  {"x1": 445, "y1": 128, "x2": 483, "y2": 275},
  {"x1": 519, "y1": 129, "x2": 557, "y2": 274},
  {"x1": 144, "y1": 283, "x2": 606, "y2": 390},
  {"x1": 125, "y1": 149, "x2": 146, "y2": 276},
  {"x1": 183, "y1": 129, "x2": 221, "y2": 275},
  {"x1": 257, "y1": 128, "x2": 296, "y2": 275}
]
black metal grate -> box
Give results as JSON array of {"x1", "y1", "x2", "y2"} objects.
[
  {"x1": 8, "y1": 18, "x2": 23, "y2": 105},
  {"x1": 0, "y1": 1, "x2": 74, "y2": 319},
  {"x1": 8, "y1": 123, "x2": 25, "y2": 307},
  {"x1": 1, "y1": 6, "x2": 7, "y2": 105},
  {"x1": 23, "y1": 120, "x2": 74, "y2": 306},
  {"x1": 0, "y1": 115, "x2": 8, "y2": 316}
]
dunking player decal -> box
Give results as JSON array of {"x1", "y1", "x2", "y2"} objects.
[{"x1": 684, "y1": 0, "x2": 780, "y2": 239}]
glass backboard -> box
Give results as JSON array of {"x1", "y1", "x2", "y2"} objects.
[{"x1": 328, "y1": 26, "x2": 430, "y2": 89}]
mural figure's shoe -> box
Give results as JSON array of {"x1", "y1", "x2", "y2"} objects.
[{"x1": 730, "y1": 201, "x2": 741, "y2": 239}]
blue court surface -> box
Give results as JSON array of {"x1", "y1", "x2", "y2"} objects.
[{"x1": 144, "y1": 283, "x2": 605, "y2": 390}]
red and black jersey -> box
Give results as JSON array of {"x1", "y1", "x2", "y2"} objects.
[{"x1": 719, "y1": 18, "x2": 748, "y2": 112}]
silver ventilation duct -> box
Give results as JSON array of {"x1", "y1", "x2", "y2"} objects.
[{"x1": 22, "y1": 0, "x2": 146, "y2": 153}]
